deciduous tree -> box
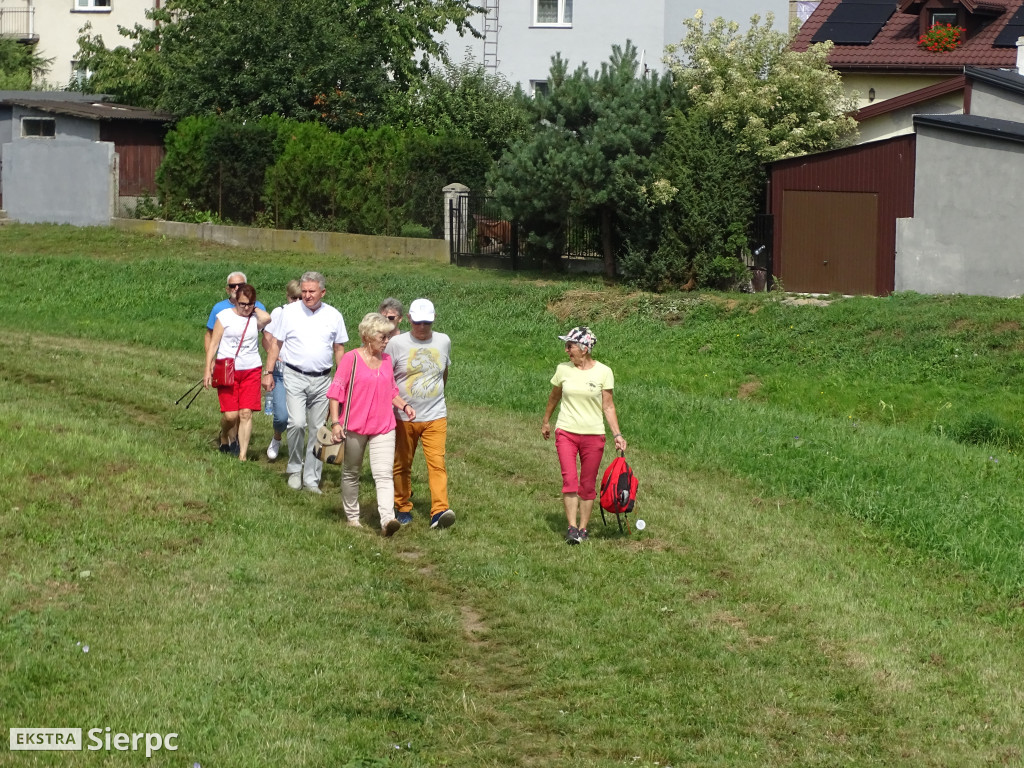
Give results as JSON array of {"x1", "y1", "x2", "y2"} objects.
[
  {"x1": 389, "y1": 56, "x2": 530, "y2": 160},
  {"x1": 665, "y1": 11, "x2": 857, "y2": 162},
  {"x1": 73, "y1": 0, "x2": 479, "y2": 125}
]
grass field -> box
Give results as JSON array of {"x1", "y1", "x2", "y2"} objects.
[{"x1": 2, "y1": 224, "x2": 1024, "y2": 766}]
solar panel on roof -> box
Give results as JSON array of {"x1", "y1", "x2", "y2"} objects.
[
  {"x1": 811, "y1": 0, "x2": 897, "y2": 45},
  {"x1": 994, "y1": 5, "x2": 1024, "y2": 47}
]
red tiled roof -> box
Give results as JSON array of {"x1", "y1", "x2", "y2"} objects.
[
  {"x1": 899, "y1": 0, "x2": 1007, "y2": 13},
  {"x1": 792, "y1": 0, "x2": 1023, "y2": 73}
]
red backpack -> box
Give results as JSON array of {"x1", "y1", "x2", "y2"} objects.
[{"x1": 599, "y1": 452, "x2": 638, "y2": 532}]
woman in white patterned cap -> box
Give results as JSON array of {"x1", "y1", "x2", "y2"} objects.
[{"x1": 541, "y1": 326, "x2": 627, "y2": 544}]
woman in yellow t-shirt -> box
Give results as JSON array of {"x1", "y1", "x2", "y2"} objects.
[{"x1": 541, "y1": 326, "x2": 627, "y2": 544}]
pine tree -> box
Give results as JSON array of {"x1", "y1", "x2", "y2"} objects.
[{"x1": 489, "y1": 42, "x2": 672, "y2": 278}]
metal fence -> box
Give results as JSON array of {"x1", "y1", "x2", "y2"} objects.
[{"x1": 448, "y1": 194, "x2": 603, "y2": 273}]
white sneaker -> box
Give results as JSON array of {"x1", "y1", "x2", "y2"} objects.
[
  {"x1": 287, "y1": 473, "x2": 302, "y2": 490},
  {"x1": 266, "y1": 438, "x2": 281, "y2": 461},
  {"x1": 304, "y1": 484, "x2": 322, "y2": 495}
]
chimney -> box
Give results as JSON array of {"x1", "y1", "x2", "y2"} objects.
[{"x1": 1017, "y1": 36, "x2": 1024, "y2": 75}]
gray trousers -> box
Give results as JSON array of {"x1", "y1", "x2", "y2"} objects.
[{"x1": 283, "y1": 368, "x2": 330, "y2": 487}]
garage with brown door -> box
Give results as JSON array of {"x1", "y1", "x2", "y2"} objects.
[{"x1": 769, "y1": 135, "x2": 916, "y2": 295}]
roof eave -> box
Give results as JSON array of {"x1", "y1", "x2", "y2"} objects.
[
  {"x1": 852, "y1": 74, "x2": 968, "y2": 121},
  {"x1": 914, "y1": 113, "x2": 1024, "y2": 143}
]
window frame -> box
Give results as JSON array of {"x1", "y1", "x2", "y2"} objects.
[
  {"x1": 532, "y1": 0, "x2": 572, "y2": 28},
  {"x1": 21, "y1": 117, "x2": 56, "y2": 138},
  {"x1": 72, "y1": 0, "x2": 112, "y2": 13},
  {"x1": 930, "y1": 10, "x2": 958, "y2": 27}
]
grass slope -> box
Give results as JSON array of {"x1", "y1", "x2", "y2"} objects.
[{"x1": 2, "y1": 224, "x2": 1023, "y2": 766}]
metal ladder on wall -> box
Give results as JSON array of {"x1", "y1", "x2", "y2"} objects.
[{"x1": 483, "y1": 0, "x2": 499, "y2": 71}]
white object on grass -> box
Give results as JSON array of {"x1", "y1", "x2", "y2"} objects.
[{"x1": 635, "y1": 519, "x2": 646, "y2": 531}]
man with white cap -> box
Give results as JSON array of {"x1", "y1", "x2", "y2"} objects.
[{"x1": 386, "y1": 298, "x2": 455, "y2": 529}]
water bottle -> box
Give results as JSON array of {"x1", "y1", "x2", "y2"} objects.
[{"x1": 264, "y1": 387, "x2": 273, "y2": 416}]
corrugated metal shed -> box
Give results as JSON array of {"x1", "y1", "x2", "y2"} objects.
[
  {"x1": 0, "y1": 98, "x2": 171, "y2": 123},
  {"x1": 769, "y1": 135, "x2": 917, "y2": 294}
]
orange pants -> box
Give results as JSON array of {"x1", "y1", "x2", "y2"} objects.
[{"x1": 393, "y1": 418, "x2": 449, "y2": 514}]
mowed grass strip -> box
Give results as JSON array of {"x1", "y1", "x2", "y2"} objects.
[
  {"x1": 1, "y1": 329, "x2": 1023, "y2": 766},
  {"x1": 2, "y1": 225, "x2": 1024, "y2": 765}
]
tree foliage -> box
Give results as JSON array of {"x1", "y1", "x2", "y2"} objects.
[
  {"x1": 666, "y1": 11, "x2": 857, "y2": 162},
  {"x1": 156, "y1": 115, "x2": 491, "y2": 235},
  {"x1": 157, "y1": 115, "x2": 290, "y2": 222},
  {"x1": 389, "y1": 56, "x2": 531, "y2": 161},
  {"x1": 73, "y1": 0, "x2": 479, "y2": 124},
  {"x1": 489, "y1": 42, "x2": 673, "y2": 277},
  {"x1": 0, "y1": 39, "x2": 52, "y2": 90},
  {"x1": 620, "y1": 110, "x2": 763, "y2": 290},
  {"x1": 614, "y1": 12, "x2": 859, "y2": 290}
]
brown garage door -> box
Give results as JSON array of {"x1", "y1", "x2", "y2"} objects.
[{"x1": 780, "y1": 190, "x2": 878, "y2": 294}]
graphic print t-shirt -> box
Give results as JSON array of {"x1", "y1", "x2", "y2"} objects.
[
  {"x1": 386, "y1": 332, "x2": 452, "y2": 422},
  {"x1": 550, "y1": 360, "x2": 614, "y2": 435}
]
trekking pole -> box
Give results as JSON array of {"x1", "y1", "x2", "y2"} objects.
[
  {"x1": 184, "y1": 387, "x2": 203, "y2": 411},
  {"x1": 175, "y1": 379, "x2": 204, "y2": 406}
]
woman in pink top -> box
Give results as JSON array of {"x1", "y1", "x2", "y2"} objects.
[{"x1": 327, "y1": 312, "x2": 416, "y2": 536}]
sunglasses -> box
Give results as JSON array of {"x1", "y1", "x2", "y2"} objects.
[
  {"x1": 228, "y1": 283, "x2": 245, "y2": 290},
  {"x1": 384, "y1": 315, "x2": 398, "y2": 322}
]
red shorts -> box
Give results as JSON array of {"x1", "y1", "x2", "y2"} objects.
[{"x1": 217, "y1": 366, "x2": 261, "y2": 413}]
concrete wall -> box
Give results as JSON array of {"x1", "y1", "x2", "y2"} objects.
[
  {"x1": 113, "y1": 219, "x2": 451, "y2": 264},
  {"x1": 2, "y1": 137, "x2": 115, "y2": 225},
  {"x1": 969, "y1": 80, "x2": 1024, "y2": 123},
  {"x1": 895, "y1": 125, "x2": 1024, "y2": 297}
]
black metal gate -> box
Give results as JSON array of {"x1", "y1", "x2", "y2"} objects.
[
  {"x1": 449, "y1": 194, "x2": 527, "y2": 269},
  {"x1": 448, "y1": 194, "x2": 603, "y2": 273}
]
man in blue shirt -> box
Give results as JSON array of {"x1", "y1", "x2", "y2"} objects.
[{"x1": 204, "y1": 271, "x2": 266, "y2": 353}]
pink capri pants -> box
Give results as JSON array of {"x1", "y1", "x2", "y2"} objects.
[{"x1": 554, "y1": 428, "x2": 606, "y2": 500}]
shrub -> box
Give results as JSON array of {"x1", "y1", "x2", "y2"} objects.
[
  {"x1": 158, "y1": 115, "x2": 491, "y2": 236},
  {"x1": 621, "y1": 110, "x2": 762, "y2": 290},
  {"x1": 158, "y1": 115, "x2": 289, "y2": 223},
  {"x1": 399, "y1": 223, "x2": 432, "y2": 239}
]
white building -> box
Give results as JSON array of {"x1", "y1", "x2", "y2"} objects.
[
  {"x1": 435, "y1": 0, "x2": 795, "y2": 93},
  {"x1": 0, "y1": 0, "x2": 156, "y2": 88}
]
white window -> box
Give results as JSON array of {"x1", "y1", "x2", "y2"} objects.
[
  {"x1": 70, "y1": 60, "x2": 92, "y2": 88},
  {"x1": 534, "y1": 0, "x2": 572, "y2": 26},
  {"x1": 22, "y1": 117, "x2": 56, "y2": 138},
  {"x1": 74, "y1": 0, "x2": 111, "y2": 11},
  {"x1": 531, "y1": 80, "x2": 550, "y2": 97}
]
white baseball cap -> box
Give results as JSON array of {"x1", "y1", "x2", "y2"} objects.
[{"x1": 408, "y1": 298, "x2": 435, "y2": 323}]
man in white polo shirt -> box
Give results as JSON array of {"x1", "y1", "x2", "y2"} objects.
[{"x1": 262, "y1": 271, "x2": 347, "y2": 493}]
